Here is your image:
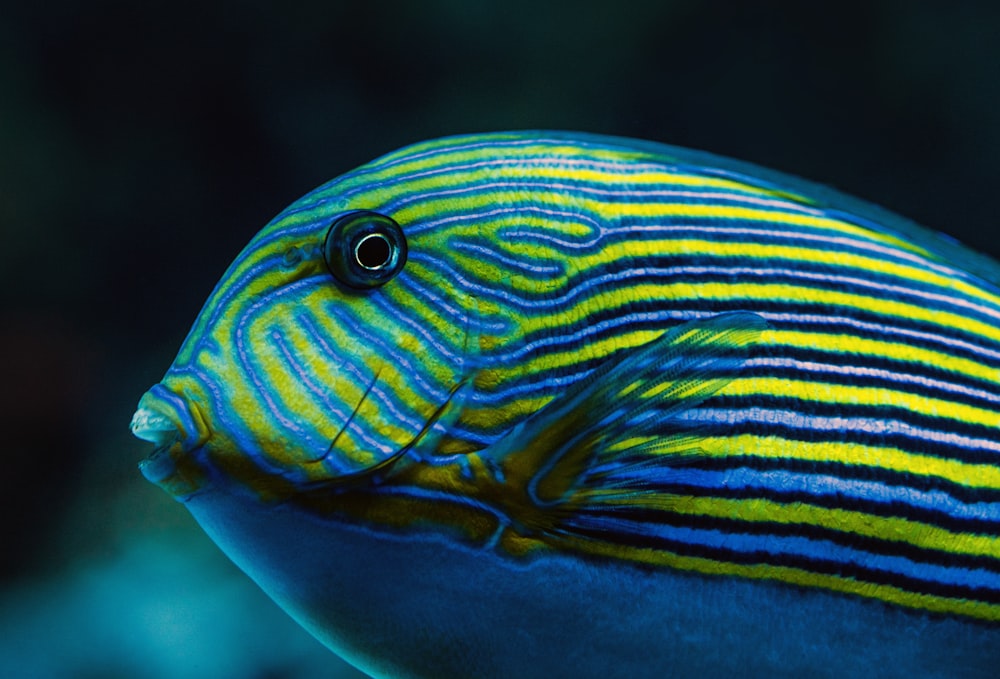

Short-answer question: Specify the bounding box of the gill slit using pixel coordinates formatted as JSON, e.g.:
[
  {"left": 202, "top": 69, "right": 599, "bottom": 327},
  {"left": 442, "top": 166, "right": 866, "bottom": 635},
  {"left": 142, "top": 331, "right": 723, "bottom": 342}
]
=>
[
  {"left": 304, "top": 295, "right": 482, "bottom": 481},
  {"left": 313, "top": 366, "right": 382, "bottom": 464},
  {"left": 301, "top": 375, "right": 470, "bottom": 488}
]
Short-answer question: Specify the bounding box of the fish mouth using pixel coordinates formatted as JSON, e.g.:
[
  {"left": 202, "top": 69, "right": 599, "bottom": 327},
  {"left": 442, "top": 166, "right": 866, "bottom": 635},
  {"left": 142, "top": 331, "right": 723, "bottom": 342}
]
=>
[
  {"left": 130, "top": 407, "right": 180, "bottom": 447},
  {"left": 130, "top": 383, "right": 211, "bottom": 496}
]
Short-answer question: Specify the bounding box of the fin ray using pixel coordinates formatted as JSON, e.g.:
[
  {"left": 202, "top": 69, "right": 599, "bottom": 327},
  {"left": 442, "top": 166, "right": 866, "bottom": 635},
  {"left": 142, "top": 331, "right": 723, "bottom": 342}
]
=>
[{"left": 481, "top": 311, "right": 767, "bottom": 536}]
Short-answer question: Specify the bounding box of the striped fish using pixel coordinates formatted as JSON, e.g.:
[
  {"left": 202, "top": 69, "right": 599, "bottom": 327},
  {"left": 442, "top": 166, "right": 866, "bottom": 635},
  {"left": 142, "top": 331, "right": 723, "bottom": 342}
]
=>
[{"left": 131, "top": 132, "right": 1000, "bottom": 678}]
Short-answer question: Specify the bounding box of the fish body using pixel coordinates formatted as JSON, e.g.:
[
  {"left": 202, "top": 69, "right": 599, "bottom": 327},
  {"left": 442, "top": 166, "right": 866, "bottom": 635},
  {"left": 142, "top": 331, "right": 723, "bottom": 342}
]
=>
[{"left": 132, "top": 132, "right": 1000, "bottom": 678}]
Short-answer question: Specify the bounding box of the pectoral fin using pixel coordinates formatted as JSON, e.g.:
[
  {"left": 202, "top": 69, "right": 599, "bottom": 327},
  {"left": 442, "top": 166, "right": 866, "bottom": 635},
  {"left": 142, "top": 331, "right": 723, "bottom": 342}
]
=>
[{"left": 482, "top": 311, "right": 767, "bottom": 535}]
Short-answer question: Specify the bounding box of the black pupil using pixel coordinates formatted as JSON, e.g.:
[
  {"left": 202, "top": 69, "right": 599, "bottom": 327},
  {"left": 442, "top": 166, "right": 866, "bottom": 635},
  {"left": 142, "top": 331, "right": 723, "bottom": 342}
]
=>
[{"left": 355, "top": 233, "right": 392, "bottom": 270}]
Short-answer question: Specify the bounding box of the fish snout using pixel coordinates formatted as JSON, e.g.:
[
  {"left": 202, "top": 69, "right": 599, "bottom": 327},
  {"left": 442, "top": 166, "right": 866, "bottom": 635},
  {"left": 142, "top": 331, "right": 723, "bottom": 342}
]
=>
[
  {"left": 130, "top": 407, "right": 179, "bottom": 447},
  {"left": 130, "top": 384, "right": 211, "bottom": 496}
]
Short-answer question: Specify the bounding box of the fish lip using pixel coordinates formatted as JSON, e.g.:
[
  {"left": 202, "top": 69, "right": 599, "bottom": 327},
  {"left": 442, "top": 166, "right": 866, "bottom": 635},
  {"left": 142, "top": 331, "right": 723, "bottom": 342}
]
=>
[
  {"left": 131, "top": 383, "right": 211, "bottom": 451},
  {"left": 130, "top": 406, "right": 183, "bottom": 482},
  {"left": 131, "top": 406, "right": 183, "bottom": 488},
  {"left": 131, "top": 383, "right": 212, "bottom": 494},
  {"left": 130, "top": 407, "right": 181, "bottom": 447},
  {"left": 138, "top": 439, "right": 184, "bottom": 487}
]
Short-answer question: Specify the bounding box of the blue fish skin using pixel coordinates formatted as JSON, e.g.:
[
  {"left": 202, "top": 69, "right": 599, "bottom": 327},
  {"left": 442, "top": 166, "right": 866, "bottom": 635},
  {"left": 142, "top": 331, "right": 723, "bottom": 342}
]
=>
[
  {"left": 131, "top": 132, "right": 1000, "bottom": 678},
  {"left": 184, "top": 478, "right": 996, "bottom": 679}
]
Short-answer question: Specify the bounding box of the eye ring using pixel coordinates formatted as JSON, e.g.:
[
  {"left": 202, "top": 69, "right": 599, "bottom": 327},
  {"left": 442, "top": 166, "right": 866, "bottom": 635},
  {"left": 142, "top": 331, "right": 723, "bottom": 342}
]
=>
[
  {"left": 354, "top": 233, "right": 393, "bottom": 270},
  {"left": 324, "top": 211, "right": 407, "bottom": 289}
]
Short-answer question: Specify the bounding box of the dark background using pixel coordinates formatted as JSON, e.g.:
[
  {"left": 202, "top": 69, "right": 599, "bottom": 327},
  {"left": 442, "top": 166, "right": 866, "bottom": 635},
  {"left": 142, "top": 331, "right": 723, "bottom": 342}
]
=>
[{"left": 2, "top": 2, "right": 999, "bottom": 677}]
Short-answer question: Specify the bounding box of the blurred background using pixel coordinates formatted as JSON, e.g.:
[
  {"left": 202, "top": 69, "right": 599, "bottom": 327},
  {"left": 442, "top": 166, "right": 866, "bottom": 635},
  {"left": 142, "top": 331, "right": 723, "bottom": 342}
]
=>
[{"left": 2, "top": 1, "right": 999, "bottom": 677}]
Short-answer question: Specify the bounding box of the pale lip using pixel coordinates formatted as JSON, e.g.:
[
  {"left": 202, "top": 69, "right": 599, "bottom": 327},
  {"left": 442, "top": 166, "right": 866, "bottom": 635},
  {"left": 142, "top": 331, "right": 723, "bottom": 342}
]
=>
[
  {"left": 130, "top": 407, "right": 180, "bottom": 447},
  {"left": 130, "top": 399, "right": 183, "bottom": 488},
  {"left": 130, "top": 384, "right": 211, "bottom": 492}
]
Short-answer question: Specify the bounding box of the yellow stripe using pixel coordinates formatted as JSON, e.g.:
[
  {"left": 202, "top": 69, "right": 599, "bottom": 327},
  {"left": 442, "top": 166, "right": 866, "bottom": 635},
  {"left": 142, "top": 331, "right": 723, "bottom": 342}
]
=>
[
  {"left": 585, "top": 202, "right": 927, "bottom": 254},
  {"left": 773, "top": 330, "right": 1000, "bottom": 384},
  {"left": 724, "top": 376, "right": 1000, "bottom": 430},
  {"left": 699, "top": 434, "right": 1000, "bottom": 490},
  {"left": 680, "top": 282, "right": 1000, "bottom": 344},
  {"left": 651, "top": 495, "right": 1000, "bottom": 560},
  {"left": 578, "top": 237, "right": 1000, "bottom": 307}
]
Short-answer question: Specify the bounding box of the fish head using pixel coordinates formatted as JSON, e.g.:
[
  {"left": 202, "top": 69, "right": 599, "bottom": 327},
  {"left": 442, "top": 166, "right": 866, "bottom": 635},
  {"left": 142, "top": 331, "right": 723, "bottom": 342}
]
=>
[{"left": 130, "top": 134, "right": 583, "bottom": 501}]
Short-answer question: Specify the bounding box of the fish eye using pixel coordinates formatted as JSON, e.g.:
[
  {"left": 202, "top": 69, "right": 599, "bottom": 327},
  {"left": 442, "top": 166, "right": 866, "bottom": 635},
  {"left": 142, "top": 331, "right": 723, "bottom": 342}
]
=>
[
  {"left": 354, "top": 233, "right": 392, "bottom": 270},
  {"left": 324, "top": 211, "right": 407, "bottom": 289}
]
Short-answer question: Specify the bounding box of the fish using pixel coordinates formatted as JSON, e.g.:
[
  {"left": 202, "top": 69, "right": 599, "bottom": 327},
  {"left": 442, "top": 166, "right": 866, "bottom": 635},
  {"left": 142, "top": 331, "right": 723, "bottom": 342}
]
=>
[{"left": 131, "top": 131, "right": 1000, "bottom": 678}]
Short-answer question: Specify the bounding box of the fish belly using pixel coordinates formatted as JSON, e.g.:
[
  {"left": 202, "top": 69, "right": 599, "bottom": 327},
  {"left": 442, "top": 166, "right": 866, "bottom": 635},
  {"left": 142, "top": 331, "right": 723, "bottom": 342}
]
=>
[{"left": 184, "top": 488, "right": 998, "bottom": 679}]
